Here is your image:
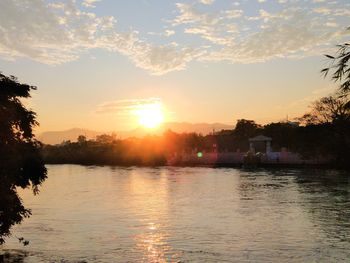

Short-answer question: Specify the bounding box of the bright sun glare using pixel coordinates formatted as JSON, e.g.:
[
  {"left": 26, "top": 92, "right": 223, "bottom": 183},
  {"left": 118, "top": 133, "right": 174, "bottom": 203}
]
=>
[{"left": 135, "top": 103, "right": 164, "bottom": 129}]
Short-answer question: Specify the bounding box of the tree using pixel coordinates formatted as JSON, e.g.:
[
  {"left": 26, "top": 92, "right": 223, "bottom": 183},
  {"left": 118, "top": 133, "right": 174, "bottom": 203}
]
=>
[
  {"left": 322, "top": 41, "right": 350, "bottom": 95},
  {"left": 322, "top": 35, "right": 350, "bottom": 115},
  {"left": 299, "top": 93, "right": 350, "bottom": 125},
  {"left": 263, "top": 122, "right": 298, "bottom": 150},
  {"left": 96, "top": 133, "right": 117, "bottom": 144},
  {"left": 77, "top": 135, "right": 87, "bottom": 144},
  {"left": 0, "top": 73, "right": 47, "bottom": 244},
  {"left": 297, "top": 92, "right": 350, "bottom": 167},
  {"left": 234, "top": 119, "right": 261, "bottom": 140}
]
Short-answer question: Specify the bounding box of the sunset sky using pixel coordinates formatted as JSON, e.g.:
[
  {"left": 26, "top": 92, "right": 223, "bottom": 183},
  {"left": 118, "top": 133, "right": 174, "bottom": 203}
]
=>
[{"left": 0, "top": 0, "right": 349, "bottom": 133}]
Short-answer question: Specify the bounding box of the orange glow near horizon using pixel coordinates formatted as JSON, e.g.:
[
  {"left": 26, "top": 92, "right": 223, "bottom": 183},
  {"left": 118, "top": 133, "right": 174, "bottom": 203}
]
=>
[{"left": 135, "top": 102, "right": 164, "bottom": 129}]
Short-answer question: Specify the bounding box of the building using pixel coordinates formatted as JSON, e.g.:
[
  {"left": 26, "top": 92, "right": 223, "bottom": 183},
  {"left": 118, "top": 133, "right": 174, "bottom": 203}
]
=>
[{"left": 249, "top": 135, "right": 272, "bottom": 153}]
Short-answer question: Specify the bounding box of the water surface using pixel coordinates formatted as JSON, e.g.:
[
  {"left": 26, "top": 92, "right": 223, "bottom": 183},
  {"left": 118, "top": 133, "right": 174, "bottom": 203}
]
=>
[{"left": 3, "top": 165, "right": 350, "bottom": 262}]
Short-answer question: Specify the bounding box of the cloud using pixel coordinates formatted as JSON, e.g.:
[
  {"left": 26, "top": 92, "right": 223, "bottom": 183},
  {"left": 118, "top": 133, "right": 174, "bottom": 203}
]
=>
[
  {"left": 326, "top": 21, "right": 338, "bottom": 27},
  {"left": 82, "top": 0, "right": 101, "bottom": 8},
  {"left": 96, "top": 98, "right": 163, "bottom": 114},
  {"left": 0, "top": 0, "right": 120, "bottom": 64},
  {"left": 199, "top": 0, "right": 215, "bottom": 5},
  {"left": 0, "top": 0, "right": 200, "bottom": 75},
  {"left": 173, "top": 3, "right": 242, "bottom": 45},
  {"left": 164, "top": 30, "right": 175, "bottom": 36},
  {"left": 116, "top": 40, "right": 204, "bottom": 75},
  {"left": 206, "top": 8, "right": 346, "bottom": 63},
  {"left": 0, "top": 0, "right": 349, "bottom": 75},
  {"left": 313, "top": 7, "right": 331, "bottom": 14},
  {"left": 280, "top": 86, "right": 334, "bottom": 113},
  {"left": 173, "top": 3, "right": 220, "bottom": 26},
  {"left": 225, "top": 9, "right": 243, "bottom": 19},
  {"left": 171, "top": 2, "right": 348, "bottom": 64}
]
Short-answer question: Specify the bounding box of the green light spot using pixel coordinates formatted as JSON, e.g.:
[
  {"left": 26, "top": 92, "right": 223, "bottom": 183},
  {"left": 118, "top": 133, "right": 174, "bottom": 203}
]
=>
[{"left": 197, "top": 152, "right": 203, "bottom": 158}]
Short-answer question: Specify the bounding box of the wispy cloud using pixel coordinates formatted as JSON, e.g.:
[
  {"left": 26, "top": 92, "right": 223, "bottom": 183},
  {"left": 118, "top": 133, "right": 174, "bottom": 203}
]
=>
[
  {"left": 170, "top": 2, "right": 349, "bottom": 64},
  {"left": 199, "top": 0, "right": 215, "bottom": 5},
  {"left": 96, "top": 98, "right": 163, "bottom": 114},
  {"left": 205, "top": 7, "right": 346, "bottom": 63},
  {"left": 0, "top": 0, "right": 200, "bottom": 75},
  {"left": 0, "top": 0, "right": 348, "bottom": 75},
  {"left": 173, "top": 3, "right": 241, "bottom": 46},
  {"left": 274, "top": 86, "right": 335, "bottom": 117},
  {"left": 82, "top": 0, "right": 101, "bottom": 8}
]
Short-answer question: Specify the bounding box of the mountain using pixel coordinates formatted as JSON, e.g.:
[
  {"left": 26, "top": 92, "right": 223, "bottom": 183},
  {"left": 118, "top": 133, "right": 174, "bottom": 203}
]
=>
[
  {"left": 38, "top": 122, "right": 233, "bottom": 145},
  {"left": 38, "top": 128, "right": 104, "bottom": 145},
  {"left": 161, "top": 122, "right": 232, "bottom": 134}
]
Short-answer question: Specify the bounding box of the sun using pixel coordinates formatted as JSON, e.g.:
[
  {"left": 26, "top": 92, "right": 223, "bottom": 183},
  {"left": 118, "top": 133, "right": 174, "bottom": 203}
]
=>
[{"left": 135, "top": 102, "right": 164, "bottom": 129}]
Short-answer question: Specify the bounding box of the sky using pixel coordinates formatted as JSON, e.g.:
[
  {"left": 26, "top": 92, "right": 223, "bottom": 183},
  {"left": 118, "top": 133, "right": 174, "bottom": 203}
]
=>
[{"left": 0, "top": 0, "right": 349, "bottom": 133}]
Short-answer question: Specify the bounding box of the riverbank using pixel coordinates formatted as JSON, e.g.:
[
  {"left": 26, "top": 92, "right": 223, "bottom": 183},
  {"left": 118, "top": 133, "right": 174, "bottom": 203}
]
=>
[
  {"left": 44, "top": 150, "right": 346, "bottom": 169},
  {"left": 43, "top": 161, "right": 347, "bottom": 170}
]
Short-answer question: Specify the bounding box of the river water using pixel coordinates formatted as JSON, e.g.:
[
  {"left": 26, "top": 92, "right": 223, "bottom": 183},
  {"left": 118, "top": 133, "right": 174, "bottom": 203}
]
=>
[{"left": 2, "top": 165, "right": 350, "bottom": 262}]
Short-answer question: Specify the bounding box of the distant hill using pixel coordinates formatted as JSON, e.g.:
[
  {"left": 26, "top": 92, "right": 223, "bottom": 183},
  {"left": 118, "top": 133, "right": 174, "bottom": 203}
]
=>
[
  {"left": 116, "top": 122, "right": 233, "bottom": 139},
  {"left": 38, "top": 122, "right": 233, "bottom": 145},
  {"left": 38, "top": 128, "right": 104, "bottom": 145},
  {"left": 161, "top": 122, "right": 232, "bottom": 135}
]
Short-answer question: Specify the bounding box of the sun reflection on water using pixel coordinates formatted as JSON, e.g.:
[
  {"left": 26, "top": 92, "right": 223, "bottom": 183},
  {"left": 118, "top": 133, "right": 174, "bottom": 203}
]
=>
[
  {"left": 126, "top": 170, "right": 181, "bottom": 262},
  {"left": 135, "top": 229, "right": 169, "bottom": 262}
]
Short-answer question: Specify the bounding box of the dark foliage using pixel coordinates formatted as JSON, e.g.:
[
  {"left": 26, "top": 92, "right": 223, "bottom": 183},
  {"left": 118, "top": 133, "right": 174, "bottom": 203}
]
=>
[
  {"left": 322, "top": 42, "right": 350, "bottom": 95},
  {"left": 0, "top": 73, "right": 47, "bottom": 244},
  {"left": 43, "top": 111, "right": 350, "bottom": 168},
  {"left": 299, "top": 93, "right": 349, "bottom": 125},
  {"left": 43, "top": 134, "right": 167, "bottom": 166},
  {"left": 263, "top": 122, "right": 298, "bottom": 151},
  {"left": 322, "top": 33, "right": 350, "bottom": 115}
]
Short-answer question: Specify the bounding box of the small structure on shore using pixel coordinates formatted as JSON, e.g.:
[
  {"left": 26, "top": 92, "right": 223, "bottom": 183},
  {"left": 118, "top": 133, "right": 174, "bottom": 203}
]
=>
[{"left": 249, "top": 135, "right": 272, "bottom": 153}]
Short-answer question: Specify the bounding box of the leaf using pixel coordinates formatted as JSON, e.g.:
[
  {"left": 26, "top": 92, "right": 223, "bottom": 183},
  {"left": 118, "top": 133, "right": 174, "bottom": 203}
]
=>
[{"left": 321, "top": 68, "right": 329, "bottom": 77}]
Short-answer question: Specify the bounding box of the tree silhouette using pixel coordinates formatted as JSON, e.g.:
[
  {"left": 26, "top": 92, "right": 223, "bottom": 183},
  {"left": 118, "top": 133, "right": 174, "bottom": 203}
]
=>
[
  {"left": 0, "top": 73, "right": 47, "bottom": 244},
  {"left": 299, "top": 93, "right": 350, "bottom": 125},
  {"left": 234, "top": 119, "right": 261, "bottom": 140},
  {"left": 322, "top": 39, "right": 350, "bottom": 97}
]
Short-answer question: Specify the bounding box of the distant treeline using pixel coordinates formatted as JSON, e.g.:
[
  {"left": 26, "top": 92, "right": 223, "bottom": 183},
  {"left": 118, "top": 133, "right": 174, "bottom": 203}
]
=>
[{"left": 42, "top": 94, "right": 349, "bottom": 168}]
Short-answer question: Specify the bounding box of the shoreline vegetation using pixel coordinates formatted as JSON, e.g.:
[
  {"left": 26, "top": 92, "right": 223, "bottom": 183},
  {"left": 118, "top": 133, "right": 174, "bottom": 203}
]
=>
[
  {"left": 42, "top": 116, "right": 350, "bottom": 169},
  {"left": 42, "top": 162, "right": 344, "bottom": 170}
]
